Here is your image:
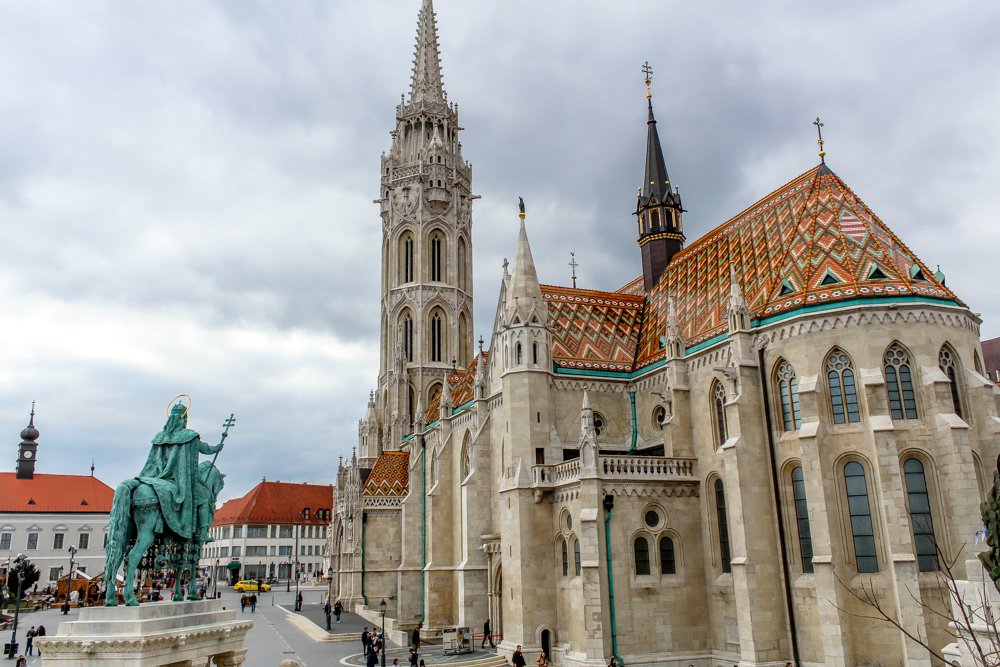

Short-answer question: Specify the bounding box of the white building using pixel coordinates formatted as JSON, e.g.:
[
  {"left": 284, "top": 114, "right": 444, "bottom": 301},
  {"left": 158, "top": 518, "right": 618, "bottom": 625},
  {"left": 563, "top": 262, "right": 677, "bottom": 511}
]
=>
[{"left": 0, "top": 410, "right": 114, "bottom": 587}]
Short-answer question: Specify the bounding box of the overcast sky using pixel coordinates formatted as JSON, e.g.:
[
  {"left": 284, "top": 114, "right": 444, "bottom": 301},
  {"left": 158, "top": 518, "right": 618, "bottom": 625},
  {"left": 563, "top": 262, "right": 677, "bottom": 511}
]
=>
[{"left": 0, "top": 0, "right": 996, "bottom": 503}]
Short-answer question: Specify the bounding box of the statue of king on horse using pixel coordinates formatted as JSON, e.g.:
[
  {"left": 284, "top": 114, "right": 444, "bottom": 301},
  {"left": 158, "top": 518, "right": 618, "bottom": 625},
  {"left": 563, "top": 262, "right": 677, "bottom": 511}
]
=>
[{"left": 104, "top": 398, "right": 233, "bottom": 606}]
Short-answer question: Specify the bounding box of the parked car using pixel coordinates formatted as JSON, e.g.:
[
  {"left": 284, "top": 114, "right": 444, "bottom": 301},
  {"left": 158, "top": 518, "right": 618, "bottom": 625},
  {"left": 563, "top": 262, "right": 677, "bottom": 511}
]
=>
[{"left": 233, "top": 580, "right": 271, "bottom": 592}]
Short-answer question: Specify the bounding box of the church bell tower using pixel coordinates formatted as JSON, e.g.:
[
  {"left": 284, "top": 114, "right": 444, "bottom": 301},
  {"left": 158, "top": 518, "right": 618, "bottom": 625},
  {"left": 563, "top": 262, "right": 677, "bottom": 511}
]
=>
[
  {"left": 375, "top": 0, "right": 476, "bottom": 450},
  {"left": 635, "top": 63, "right": 684, "bottom": 292},
  {"left": 16, "top": 403, "right": 39, "bottom": 480}
]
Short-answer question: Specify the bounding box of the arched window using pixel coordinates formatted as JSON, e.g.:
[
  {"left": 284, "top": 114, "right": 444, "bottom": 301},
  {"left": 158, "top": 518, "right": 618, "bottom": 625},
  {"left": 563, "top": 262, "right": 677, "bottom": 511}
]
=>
[
  {"left": 561, "top": 540, "right": 568, "bottom": 577},
  {"left": 884, "top": 345, "right": 918, "bottom": 420},
  {"left": 975, "top": 350, "right": 984, "bottom": 376},
  {"left": 903, "top": 458, "right": 937, "bottom": 572},
  {"left": 844, "top": 462, "right": 878, "bottom": 573},
  {"left": 430, "top": 233, "right": 444, "bottom": 282},
  {"left": 428, "top": 382, "right": 442, "bottom": 405},
  {"left": 408, "top": 387, "right": 415, "bottom": 428},
  {"left": 593, "top": 413, "right": 605, "bottom": 437},
  {"left": 713, "top": 382, "right": 728, "bottom": 446},
  {"left": 938, "top": 346, "right": 963, "bottom": 419},
  {"left": 827, "top": 350, "right": 860, "bottom": 423},
  {"left": 430, "top": 312, "right": 443, "bottom": 362},
  {"left": 461, "top": 436, "right": 471, "bottom": 478},
  {"left": 790, "top": 467, "right": 814, "bottom": 573},
  {"left": 715, "top": 479, "right": 731, "bottom": 573},
  {"left": 516, "top": 343, "right": 522, "bottom": 365},
  {"left": 650, "top": 209, "right": 660, "bottom": 230},
  {"left": 401, "top": 311, "right": 414, "bottom": 363},
  {"left": 458, "top": 313, "right": 469, "bottom": 367},
  {"left": 776, "top": 361, "right": 802, "bottom": 431},
  {"left": 458, "top": 238, "right": 467, "bottom": 292},
  {"left": 400, "top": 234, "right": 414, "bottom": 284},
  {"left": 532, "top": 342, "right": 538, "bottom": 365},
  {"left": 634, "top": 537, "right": 650, "bottom": 575},
  {"left": 573, "top": 539, "right": 581, "bottom": 576},
  {"left": 659, "top": 536, "right": 675, "bottom": 574}
]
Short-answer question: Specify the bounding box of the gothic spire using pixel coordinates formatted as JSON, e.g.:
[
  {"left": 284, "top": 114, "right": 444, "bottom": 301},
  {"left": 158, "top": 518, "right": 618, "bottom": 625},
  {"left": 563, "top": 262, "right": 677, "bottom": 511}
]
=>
[
  {"left": 642, "top": 100, "right": 673, "bottom": 207},
  {"left": 505, "top": 202, "right": 546, "bottom": 324},
  {"left": 409, "top": 0, "right": 445, "bottom": 105}
]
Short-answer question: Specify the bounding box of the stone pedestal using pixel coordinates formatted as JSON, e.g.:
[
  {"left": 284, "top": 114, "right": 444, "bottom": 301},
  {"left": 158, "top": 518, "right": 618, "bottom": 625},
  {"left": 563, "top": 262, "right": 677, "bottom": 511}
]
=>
[{"left": 33, "top": 599, "right": 252, "bottom": 667}]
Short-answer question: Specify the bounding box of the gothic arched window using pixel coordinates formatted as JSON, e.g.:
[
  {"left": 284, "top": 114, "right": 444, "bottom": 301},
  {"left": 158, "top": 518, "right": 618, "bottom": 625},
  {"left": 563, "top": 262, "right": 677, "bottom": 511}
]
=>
[
  {"left": 430, "top": 311, "right": 444, "bottom": 362},
  {"left": 532, "top": 342, "right": 538, "bottom": 365},
  {"left": 428, "top": 382, "right": 442, "bottom": 406},
  {"left": 400, "top": 311, "right": 414, "bottom": 363},
  {"left": 650, "top": 209, "right": 660, "bottom": 230},
  {"left": 408, "top": 386, "right": 415, "bottom": 428},
  {"left": 903, "top": 458, "right": 938, "bottom": 572},
  {"left": 458, "top": 238, "right": 468, "bottom": 292},
  {"left": 458, "top": 313, "right": 469, "bottom": 368},
  {"left": 659, "top": 536, "right": 675, "bottom": 574},
  {"left": 776, "top": 360, "right": 801, "bottom": 432},
  {"left": 844, "top": 461, "right": 878, "bottom": 573},
  {"left": 827, "top": 350, "right": 860, "bottom": 423},
  {"left": 634, "top": 537, "right": 650, "bottom": 575},
  {"left": 574, "top": 539, "right": 581, "bottom": 576},
  {"left": 938, "top": 345, "right": 963, "bottom": 418},
  {"left": 430, "top": 233, "right": 444, "bottom": 282},
  {"left": 790, "top": 467, "right": 814, "bottom": 573},
  {"left": 461, "top": 436, "right": 471, "bottom": 479},
  {"left": 561, "top": 540, "right": 568, "bottom": 577},
  {"left": 516, "top": 343, "right": 522, "bottom": 365},
  {"left": 884, "top": 345, "right": 918, "bottom": 420},
  {"left": 713, "top": 381, "right": 728, "bottom": 446},
  {"left": 715, "top": 479, "right": 731, "bottom": 573},
  {"left": 401, "top": 234, "right": 414, "bottom": 284}
]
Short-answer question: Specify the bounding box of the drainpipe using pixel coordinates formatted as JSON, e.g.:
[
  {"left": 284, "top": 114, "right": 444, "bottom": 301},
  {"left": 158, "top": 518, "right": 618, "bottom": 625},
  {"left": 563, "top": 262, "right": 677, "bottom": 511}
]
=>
[
  {"left": 758, "top": 345, "right": 800, "bottom": 666},
  {"left": 627, "top": 391, "right": 638, "bottom": 453},
  {"left": 361, "top": 511, "right": 369, "bottom": 606},
  {"left": 419, "top": 433, "right": 427, "bottom": 625},
  {"left": 603, "top": 494, "right": 624, "bottom": 666}
]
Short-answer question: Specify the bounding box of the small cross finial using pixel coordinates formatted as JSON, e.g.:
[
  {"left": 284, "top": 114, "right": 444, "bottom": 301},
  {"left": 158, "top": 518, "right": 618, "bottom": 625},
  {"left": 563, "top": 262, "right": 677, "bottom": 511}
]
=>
[
  {"left": 502, "top": 258, "right": 509, "bottom": 273},
  {"left": 452, "top": 357, "right": 457, "bottom": 374},
  {"left": 642, "top": 61, "right": 653, "bottom": 100},
  {"left": 478, "top": 335, "right": 484, "bottom": 354},
  {"left": 569, "top": 252, "right": 579, "bottom": 289},
  {"left": 813, "top": 117, "right": 826, "bottom": 163}
]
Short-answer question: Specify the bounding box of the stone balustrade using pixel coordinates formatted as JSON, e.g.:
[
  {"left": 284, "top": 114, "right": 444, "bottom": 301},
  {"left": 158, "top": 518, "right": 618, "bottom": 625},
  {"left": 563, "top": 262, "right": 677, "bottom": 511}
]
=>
[{"left": 532, "top": 455, "right": 697, "bottom": 489}]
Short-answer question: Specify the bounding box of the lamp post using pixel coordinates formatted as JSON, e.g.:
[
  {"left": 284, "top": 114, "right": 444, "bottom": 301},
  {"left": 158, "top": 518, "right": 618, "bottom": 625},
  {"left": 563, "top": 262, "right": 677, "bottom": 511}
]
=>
[
  {"left": 285, "top": 555, "right": 291, "bottom": 593},
  {"left": 379, "top": 599, "right": 387, "bottom": 667},
  {"left": 327, "top": 567, "right": 334, "bottom": 612},
  {"left": 64, "top": 545, "right": 77, "bottom": 614},
  {"left": 6, "top": 554, "right": 26, "bottom": 659},
  {"left": 214, "top": 559, "right": 219, "bottom": 599},
  {"left": 294, "top": 508, "right": 307, "bottom": 611}
]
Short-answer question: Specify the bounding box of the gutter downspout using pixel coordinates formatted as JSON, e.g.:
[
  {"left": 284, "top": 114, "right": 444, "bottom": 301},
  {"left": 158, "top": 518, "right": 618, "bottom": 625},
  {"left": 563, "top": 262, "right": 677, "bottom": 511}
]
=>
[
  {"left": 420, "top": 433, "right": 427, "bottom": 625},
  {"left": 603, "top": 495, "right": 624, "bottom": 666},
  {"left": 627, "top": 391, "right": 638, "bottom": 453},
  {"left": 361, "top": 511, "right": 368, "bottom": 606},
  {"left": 758, "top": 345, "right": 800, "bottom": 666}
]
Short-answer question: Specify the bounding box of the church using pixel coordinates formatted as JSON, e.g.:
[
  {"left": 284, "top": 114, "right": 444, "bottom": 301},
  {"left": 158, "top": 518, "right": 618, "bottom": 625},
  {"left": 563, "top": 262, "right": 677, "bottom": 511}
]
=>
[{"left": 330, "top": 2, "right": 1000, "bottom": 666}]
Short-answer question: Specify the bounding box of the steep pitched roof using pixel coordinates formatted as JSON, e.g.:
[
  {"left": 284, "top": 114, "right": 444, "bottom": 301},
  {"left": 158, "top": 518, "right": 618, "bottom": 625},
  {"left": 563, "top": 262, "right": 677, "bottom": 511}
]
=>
[
  {"left": 543, "top": 285, "right": 645, "bottom": 372},
  {"left": 212, "top": 481, "right": 333, "bottom": 526},
  {"left": 423, "top": 351, "right": 487, "bottom": 423},
  {"left": 0, "top": 473, "right": 114, "bottom": 513},
  {"left": 362, "top": 451, "right": 410, "bottom": 497}
]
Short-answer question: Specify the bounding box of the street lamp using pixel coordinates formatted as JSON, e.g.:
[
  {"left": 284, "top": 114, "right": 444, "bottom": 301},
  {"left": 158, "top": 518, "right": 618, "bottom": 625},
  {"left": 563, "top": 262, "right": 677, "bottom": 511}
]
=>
[
  {"left": 286, "top": 554, "right": 292, "bottom": 593},
  {"left": 214, "top": 559, "right": 219, "bottom": 599},
  {"left": 5, "top": 554, "right": 26, "bottom": 659},
  {"left": 64, "top": 545, "right": 78, "bottom": 614},
  {"left": 379, "top": 599, "right": 387, "bottom": 667},
  {"left": 327, "top": 567, "right": 334, "bottom": 615},
  {"left": 294, "top": 508, "right": 307, "bottom": 611}
]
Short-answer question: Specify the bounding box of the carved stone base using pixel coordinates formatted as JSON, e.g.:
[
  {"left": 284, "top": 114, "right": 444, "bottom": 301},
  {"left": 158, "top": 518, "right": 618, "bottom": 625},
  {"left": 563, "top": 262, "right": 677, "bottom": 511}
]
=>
[{"left": 34, "top": 599, "right": 252, "bottom": 667}]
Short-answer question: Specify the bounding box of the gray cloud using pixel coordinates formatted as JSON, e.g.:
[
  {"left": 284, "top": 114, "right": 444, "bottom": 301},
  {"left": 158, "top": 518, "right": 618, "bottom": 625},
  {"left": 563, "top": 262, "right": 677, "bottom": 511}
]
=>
[{"left": 0, "top": 0, "right": 995, "bottom": 500}]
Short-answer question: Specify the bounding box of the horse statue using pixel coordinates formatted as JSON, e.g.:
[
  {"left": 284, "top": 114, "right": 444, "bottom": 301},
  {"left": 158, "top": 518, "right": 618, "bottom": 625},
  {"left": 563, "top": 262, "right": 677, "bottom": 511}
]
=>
[{"left": 104, "top": 401, "right": 233, "bottom": 606}]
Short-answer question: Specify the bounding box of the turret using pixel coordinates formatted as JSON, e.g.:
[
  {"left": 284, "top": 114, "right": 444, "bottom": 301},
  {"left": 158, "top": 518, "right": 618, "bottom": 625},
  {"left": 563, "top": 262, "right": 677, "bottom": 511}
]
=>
[{"left": 16, "top": 403, "right": 39, "bottom": 480}]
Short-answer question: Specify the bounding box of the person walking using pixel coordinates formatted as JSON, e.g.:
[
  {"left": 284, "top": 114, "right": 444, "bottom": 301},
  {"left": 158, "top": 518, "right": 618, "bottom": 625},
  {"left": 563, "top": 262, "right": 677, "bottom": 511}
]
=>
[
  {"left": 296, "top": 591, "right": 303, "bottom": 612},
  {"left": 25, "top": 627, "right": 36, "bottom": 656},
  {"left": 482, "top": 618, "right": 494, "bottom": 648},
  {"left": 334, "top": 599, "right": 343, "bottom": 623},
  {"left": 411, "top": 623, "right": 421, "bottom": 651},
  {"left": 249, "top": 593, "right": 257, "bottom": 613},
  {"left": 362, "top": 627, "right": 370, "bottom": 653},
  {"left": 367, "top": 646, "right": 379, "bottom": 667},
  {"left": 240, "top": 594, "right": 247, "bottom": 613},
  {"left": 324, "top": 598, "right": 332, "bottom": 630},
  {"left": 409, "top": 648, "right": 419, "bottom": 667},
  {"left": 512, "top": 645, "right": 526, "bottom": 667}
]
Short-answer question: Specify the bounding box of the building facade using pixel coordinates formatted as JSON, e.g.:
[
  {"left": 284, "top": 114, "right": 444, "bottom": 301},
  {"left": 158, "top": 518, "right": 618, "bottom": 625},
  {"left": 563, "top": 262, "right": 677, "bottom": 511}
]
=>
[
  {"left": 331, "top": 2, "right": 1000, "bottom": 667},
  {"left": 0, "top": 411, "right": 114, "bottom": 586},
  {"left": 200, "top": 480, "right": 333, "bottom": 586}
]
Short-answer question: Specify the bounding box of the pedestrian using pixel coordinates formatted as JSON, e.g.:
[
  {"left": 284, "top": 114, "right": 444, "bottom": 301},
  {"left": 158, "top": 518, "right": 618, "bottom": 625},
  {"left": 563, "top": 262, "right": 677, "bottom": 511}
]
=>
[
  {"left": 35, "top": 624, "right": 45, "bottom": 656},
  {"left": 609, "top": 659, "right": 619, "bottom": 667},
  {"left": 324, "top": 598, "right": 332, "bottom": 630},
  {"left": 482, "top": 618, "right": 494, "bottom": 648},
  {"left": 409, "top": 648, "right": 418, "bottom": 667},
  {"left": 362, "top": 627, "right": 370, "bottom": 653},
  {"left": 25, "top": 627, "right": 36, "bottom": 655},
  {"left": 249, "top": 593, "right": 257, "bottom": 613},
  {"left": 240, "top": 594, "right": 246, "bottom": 613},
  {"left": 393, "top": 660, "right": 399, "bottom": 667},
  {"left": 411, "top": 623, "right": 421, "bottom": 650},
  {"left": 512, "top": 645, "right": 526, "bottom": 667},
  {"left": 367, "top": 647, "right": 379, "bottom": 667},
  {"left": 296, "top": 591, "right": 303, "bottom": 612},
  {"left": 536, "top": 651, "right": 549, "bottom": 667},
  {"left": 335, "top": 599, "right": 343, "bottom": 623}
]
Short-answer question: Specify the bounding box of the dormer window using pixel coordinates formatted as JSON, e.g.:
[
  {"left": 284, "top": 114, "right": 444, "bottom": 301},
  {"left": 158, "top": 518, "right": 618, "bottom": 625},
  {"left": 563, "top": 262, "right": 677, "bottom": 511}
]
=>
[
  {"left": 910, "top": 265, "right": 926, "bottom": 281},
  {"left": 820, "top": 271, "right": 840, "bottom": 286},
  {"left": 868, "top": 266, "right": 887, "bottom": 280},
  {"left": 779, "top": 280, "right": 795, "bottom": 296}
]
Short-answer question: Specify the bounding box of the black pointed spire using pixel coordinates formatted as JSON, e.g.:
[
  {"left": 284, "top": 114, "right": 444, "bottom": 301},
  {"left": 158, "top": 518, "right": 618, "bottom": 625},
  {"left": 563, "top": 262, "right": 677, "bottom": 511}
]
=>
[{"left": 641, "top": 100, "right": 675, "bottom": 207}]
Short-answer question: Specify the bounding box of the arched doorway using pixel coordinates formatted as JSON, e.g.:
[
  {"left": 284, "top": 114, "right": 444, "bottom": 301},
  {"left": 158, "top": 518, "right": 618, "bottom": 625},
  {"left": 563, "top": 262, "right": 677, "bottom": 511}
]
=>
[
  {"left": 541, "top": 629, "right": 550, "bottom": 660},
  {"left": 493, "top": 570, "right": 503, "bottom": 643}
]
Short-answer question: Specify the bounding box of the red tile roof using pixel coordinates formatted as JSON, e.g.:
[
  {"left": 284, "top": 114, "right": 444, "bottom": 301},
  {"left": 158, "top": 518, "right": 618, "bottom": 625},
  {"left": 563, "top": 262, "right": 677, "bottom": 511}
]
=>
[
  {"left": 0, "top": 473, "right": 114, "bottom": 513},
  {"left": 543, "top": 285, "right": 645, "bottom": 373},
  {"left": 423, "top": 352, "right": 487, "bottom": 422},
  {"left": 212, "top": 481, "right": 333, "bottom": 526},
  {"left": 361, "top": 451, "right": 409, "bottom": 497}
]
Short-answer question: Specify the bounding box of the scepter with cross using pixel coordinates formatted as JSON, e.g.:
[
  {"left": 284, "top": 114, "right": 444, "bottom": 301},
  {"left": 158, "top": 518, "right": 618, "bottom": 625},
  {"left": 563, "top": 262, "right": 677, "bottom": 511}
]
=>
[{"left": 212, "top": 414, "right": 236, "bottom": 466}]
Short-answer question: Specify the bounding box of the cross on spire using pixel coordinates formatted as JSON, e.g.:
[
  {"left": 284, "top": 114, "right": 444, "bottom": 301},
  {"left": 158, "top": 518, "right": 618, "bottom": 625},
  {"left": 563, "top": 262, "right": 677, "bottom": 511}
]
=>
[
  {"left": 642, "top": 61, "right": 653, "bottom": 100},
  {"left": 813, "top": 117, "right": 826, "bottom": 163},
  {"left": 478, "top": 335, "right": 484, "bottom": 354},
  {"left": 569, "top": 252, "right": 579, "bottom": 288}
]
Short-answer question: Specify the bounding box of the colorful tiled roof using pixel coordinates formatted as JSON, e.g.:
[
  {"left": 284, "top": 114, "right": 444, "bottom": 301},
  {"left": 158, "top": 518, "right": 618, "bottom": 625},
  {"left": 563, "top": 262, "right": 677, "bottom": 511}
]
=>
[
  {"left": 615, "top": 276, "right": 645, "bottom": 296},
  {"left": 362, "top": 451, "right": 409, "bottom": 497},
  {"left": 212, "top": 481, "right": 333, "bottom": 526},
  {"left": 0, "top": 473, "right": 114, "bottom": 513},
  {"left": 543, "top": 285, "right": 645, "bottom": 372},
  {"left": 423, "top": 352, "right": 487, "bottom": 422}
]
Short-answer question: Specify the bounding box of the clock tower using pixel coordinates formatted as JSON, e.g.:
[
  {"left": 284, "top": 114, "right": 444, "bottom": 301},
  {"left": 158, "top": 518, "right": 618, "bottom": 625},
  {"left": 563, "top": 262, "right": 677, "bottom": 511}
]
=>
[{"left": 16, "top": 404, "right": 39, "bottom": 480}]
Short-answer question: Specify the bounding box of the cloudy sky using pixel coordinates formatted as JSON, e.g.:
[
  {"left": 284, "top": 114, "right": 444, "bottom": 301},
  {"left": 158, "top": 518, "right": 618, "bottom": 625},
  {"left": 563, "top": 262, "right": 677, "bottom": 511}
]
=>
[{"left": 0, "top": 0, "right": 996, "bottom": 503}]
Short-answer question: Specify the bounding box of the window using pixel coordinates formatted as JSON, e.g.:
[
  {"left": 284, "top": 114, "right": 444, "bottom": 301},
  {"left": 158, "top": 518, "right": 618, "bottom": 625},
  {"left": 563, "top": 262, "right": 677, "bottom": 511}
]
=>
[
  {"left": 270, "top": 546, "right": 276, "bottom": 556},
  {"left": 938, "top": 346, "right": 963, "bottom": 418},
  {"left": 593, "top": 413, "right": 605, "bottom": 437},
  {"left": 462, "top": 438, "right": 471, "bottom": 478},
  {"left": 323, "top": 527, "right": 328, "bottom": 539},
  {"left": 309, "top": 526, "right": 314, "bottom": 538},
  {"left": 77, "top": 566, "right": 86, "bottom": 575},
  {"left": 574, "top": 539, "right": 581, "bottom": 576},
  {"left": 634, "top": 537, "right": 651, "bottom": 575},
  {"left": 884, "top": 345, "right": 918, "bottom": 420},
  {"left": 401, "top": 235, "right": 414, "bottom": 283},
  {"left": 247, "top": 526, "right": 267, "bottom": 539},
  {"left": 401, "top": 311, "right": 414, "bottom": 363},
  {"left": 430, "top": 234, "right": 443, "bottom": 282},
  {"left": 715, "top": 480, "right": 731, "bottom": 573},
  {"left": 659, "top": 536, "right": 675, "bottom": 575},
  {"left": 644, "top": 511, "right": 659, "bottom": 528},
  {"left": 270, "top": 526, "right": 277, "bottom": 538},
  {"left": 533, "top": 342, "right": 538, "bottom": 365},
  {"left": 49, "top": 567, "right": 62, "bottom": 582},
  {"left": 301, "top": 546, "right": 306, "bottom": 556},
  {"left": 0, "top": 533, "right": 10, "bottom": 550},
  {"left": 844, "top": 462, "right": 878, "bottom": 573},
  {"left": 233, "top": 526, "right": 243, "bottom": 539},
  {"left": 776, "top": 361, "right": 802, "bottom": 431},
  {"left": 561, "top": 540, "right": 568, "bottom": 576},
  {"left": 653, "top": 406, "right": 666, "bottom": 428},
  {"left": 431, "top": 312, "right": 443, "bottom": 362},
  {"left": 222, "top": 527, "right": 231, "bottom": 539},
  {"left": 650, "top": 208, "right": 660, "bottom": 230},
  {"left": 308, "top": 546, "right": 314, "bottom": 556},
  {"left": 27, "top": 533, "right": 38, "bottom": 550},
  {"left": 53, "top": 533, "right": 64, "bottom": 550},
  {"left": 790, "top": 467, "right": 814, "bottom": 573},
  {"left": 827, "top": 351, "right": 861, "bottom": 423},
  {"left": 516, "top": 343, "right": 522, "bottom": 364},
  {"left": 104, "top": 533, "right": 109, "bottom": 548},
  {"left": 713, "top": 382, "right": 728, "bottom": 445},
  {"left": 279, "top": 546, "right": 292, "bottom": 557},
  {"left": 246, "top": 546, "right": 267, "bottom": 557},
  {"left": 280, "top": 526, "right": 293, "bottom": 539},
  {"left": 903, "top": 458, "right": 937, "bottom": 572},
  {"left": 231, "top": 546, "right": 241, "bottom": 557},
  {"left": 220, "top": 547, "right": 229, "bottom": 557}
]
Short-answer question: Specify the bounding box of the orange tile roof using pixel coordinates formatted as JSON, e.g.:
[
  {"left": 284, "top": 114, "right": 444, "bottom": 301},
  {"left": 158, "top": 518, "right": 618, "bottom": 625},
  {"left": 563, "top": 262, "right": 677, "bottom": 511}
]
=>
[
  {"left": 543, "top": 285, "right": 645, "bottom": 372},
  {"left": 361, "top": 451, "right": 409, "bottom": 497},
  {"left": 212, "top": 481, "right": 333, "bottom": 526},
  {"left": 0, "top": 473, "right": 114, "bottom": 513},
  {"left": 615, "top": 276, "right": 645, "bottom": 296},
  {"left": 423, "top": 352, "right": 487, "bottom": 423}
]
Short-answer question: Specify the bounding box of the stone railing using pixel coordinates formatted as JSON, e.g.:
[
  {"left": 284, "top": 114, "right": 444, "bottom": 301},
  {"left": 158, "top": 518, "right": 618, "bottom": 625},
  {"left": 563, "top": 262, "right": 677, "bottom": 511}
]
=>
[{"left": 599, "top": 455, "right": 696, "bottom": 481}]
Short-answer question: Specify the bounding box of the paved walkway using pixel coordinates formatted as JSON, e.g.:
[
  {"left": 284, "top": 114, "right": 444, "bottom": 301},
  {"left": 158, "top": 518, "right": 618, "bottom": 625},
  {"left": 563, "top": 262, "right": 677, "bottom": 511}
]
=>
[
  {"left": 341, "top": 644, "right": 501, "bottom": 667},
  {"left": 280, "top": 604, "right": 370, "bottom": 635}
]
